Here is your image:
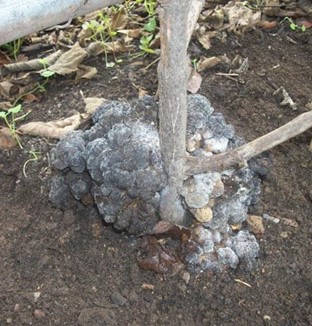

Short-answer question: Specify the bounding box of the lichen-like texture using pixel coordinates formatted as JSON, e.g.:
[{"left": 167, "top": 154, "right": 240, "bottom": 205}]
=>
[{"left": 49, "top": 95, "right": 262, "bottom": 271}]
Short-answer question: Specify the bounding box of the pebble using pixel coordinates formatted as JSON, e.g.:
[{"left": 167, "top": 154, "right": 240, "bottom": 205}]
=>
[
  {"left": 191, "top": 205, "right": 213, "bottom": 223},
  {"left": 111, "top": 291, "right": 128, "bottom": 306},
  {"left": 263, "top": 213, "right": 280, "bottom": 224},
  {"left": 181, "top": 271, "right": 191, "bottom": 284},
  {"left": 247, "top": 215, "right": 265, "bottom": 236},
  {"left": 34, "top": 309, "right": 45, "bottom": 318},
  {"left": 280, "top": 231, "right": 288, "bottom": 238}
]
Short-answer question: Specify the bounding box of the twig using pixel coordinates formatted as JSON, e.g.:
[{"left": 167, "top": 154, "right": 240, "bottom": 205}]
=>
[{"left": 185, "top": 109, "right": 312, "bottom": 175}]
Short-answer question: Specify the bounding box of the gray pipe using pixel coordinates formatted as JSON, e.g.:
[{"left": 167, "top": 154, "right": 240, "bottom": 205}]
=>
[{"left": 0, "top": 0, "right": 123, "bottom": 45}]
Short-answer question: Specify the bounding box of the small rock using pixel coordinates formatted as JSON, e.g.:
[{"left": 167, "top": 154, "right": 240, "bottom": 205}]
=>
[
  {"left": 280, "top": 231, "right": 288, "bottom": 238},
  {"left": 204, "top": 136, "right": 228, "bottom": 153},
  {"left": 181, "top": 271, "right": 191, "bottom": 284},
  {"left": 211, "top": 179, "right": 224, "bottom": 198},
  {"left": 34, "top": 309, "right": 45, "bottom": 318},
  {"left": 191, "top": 205, "right": 213, "bottom": 223},
  {"left": 247, "top": 215, "right": 265, "bottom": 236},
  {"left": 263, "top": 213, "right": 280, "bottom": 224},
  {"left": 111, "top": 291, "right": 127, "bottom": 306}
]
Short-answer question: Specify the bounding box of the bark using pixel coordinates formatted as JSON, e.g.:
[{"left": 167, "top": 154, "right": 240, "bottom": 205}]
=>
[
  {"left": 158, "top": 0, "right": 191, "bottom": 224},
  {"left": 185, "top": 109, "right": 312, "bottom": 175}
]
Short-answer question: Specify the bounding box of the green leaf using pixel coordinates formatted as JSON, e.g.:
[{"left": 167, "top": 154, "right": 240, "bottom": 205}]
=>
[
  {"left": 302, "top": 25, "right": 306, "bottom": 32},
  {"left": 144, "top": 16, "right": 157, "bottom": 32},
  {"left": 0, "top": 111, "right": 8, "bottom": 118},
  {"left": 8, "top": 104, "right": 22, "bottom": 114},
  {"left": 290, "top": 23, "right": 296, "bottom": 30},
  {"left": 40, "top": 70, "right": 55, "bottom": 78}
]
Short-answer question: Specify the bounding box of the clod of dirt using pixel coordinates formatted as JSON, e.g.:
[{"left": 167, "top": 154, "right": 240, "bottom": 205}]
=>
[{"left": 49, "top": 94, "right": 263, "bottom": 272}]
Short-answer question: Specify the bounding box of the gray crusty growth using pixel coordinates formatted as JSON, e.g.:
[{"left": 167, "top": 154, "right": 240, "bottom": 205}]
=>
[{"left": 49, "top": 95, "right": 262, "bottom": 271}]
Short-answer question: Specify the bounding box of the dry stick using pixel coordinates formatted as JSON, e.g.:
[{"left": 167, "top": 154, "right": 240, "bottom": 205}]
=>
[{"left": 185, "top": 110, "right": 312, "bottom": 175}]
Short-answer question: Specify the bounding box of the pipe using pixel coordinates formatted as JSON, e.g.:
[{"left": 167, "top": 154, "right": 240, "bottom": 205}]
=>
[{"left": 0, "top": 0, "right": 123, "bottom": 45}]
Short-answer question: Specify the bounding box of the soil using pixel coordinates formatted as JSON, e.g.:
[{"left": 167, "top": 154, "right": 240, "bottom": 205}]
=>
[{"left": 1, "top": 28, "right": 311, "bottom": 325}]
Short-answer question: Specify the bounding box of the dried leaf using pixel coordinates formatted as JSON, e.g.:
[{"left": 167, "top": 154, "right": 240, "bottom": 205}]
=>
[
  {"left": 196, "top": 30, "right": 217, "bottom": 50},
  {"left": 0, "top": 51, "right": 11, "bottom": 66},
  {"left": 83, "top": 97, "right": 106, "bottom": 115},
  {"left": 198, "top": 56, "right": 226, "bottom": 72},
  {"left": 0, "top": 127, "right": 17, "bottom": 149},
  {"left": 0, "top": 81, "right": 16, "bottom": 99},
  {"left": 118, "top": 29, "right": 141, "bottom": 39},
  {"left": 22, "top": 93, "right": 38, "bottom": 103},
  {"left": 75, "top": 65, "right": 97, "bottom": 83},
  {"left": 200, "top": 8, "right": 225, "bottom": 29},
  {"left": 18, "top": 113, "right": 82, "bottom": 139},
  {"left": 49, "top": 43, "right": 87, "bottom": 75},
  {"left": 137, "top": 236, "right": 184, "bottom": 274},
  {"left": 138, "top": 88, "right": 148, "bottom": 98},
  {"left": 148, "top": 221, "right": 191, "bottom": 241},
  {"left": 187, "top": 69, "right": 202, "bottom": 94},
  {"left": 111, "top": 7, "right": 128, "bottom": 30},
  {"left": 224, "top": 2, "right": 261, "bottom": 34},
  {"left": 3, "top": 50, "right": 62, "bottom": 74},
  {"left": 0, "top": 102, "right": 11, "bottom": 110}
]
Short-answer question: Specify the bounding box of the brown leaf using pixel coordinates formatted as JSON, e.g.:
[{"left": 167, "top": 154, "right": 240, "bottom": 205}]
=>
[
  {"left": 75, "top": 65, "right": 97, "bottom": 83},
  {"left": 137, "top": 236, "right": 184, "bottom": 274},
  {"left": 147, "top": 221, "right": 191, "bottom": 241},
  {"left": 0, "top": 51, "right": 11, "bottom": 66},
  {"left": 187, "top": 69, "right": 202, "bottom": 94},
  {"left": 0, "top": 127, "right": 17, "bottom": 149},
  {"left": 83, "top": 97, "right": 106, "bottom": 115},
  {"left": 111, "top": 7, "right": 128, "bottom": 30},
  {"left": 0, "top": 81, "right": 17, "bottom": 99},
  {"left": 196, "top": 30, "right": 217, "bottom": 50},
  {"left": 0, "top": 102, "right": 11, "bottom": 110},
  {"left": 18, "top": 113, "right": 82, "bottom": 139},
  {"left": 48, "top": 43, "right": 87, "bottom": 75},
  {"left": 198, "top": 56, "right": 226, "bottom": 72},
  {"left": 22, "top": 93, "right": 38, "bottom": 103}
]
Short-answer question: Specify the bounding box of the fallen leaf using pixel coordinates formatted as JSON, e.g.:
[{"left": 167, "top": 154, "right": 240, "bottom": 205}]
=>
[
  {"left": 0, "top": 81, "right": 17, "bottom": 99},
  {"left": 0, "top": 127, "right": 17, "bottom": 149},
  {"left": 187, "top": 69, "right": 202, "bottom": 94},
  {"left": 111, "top": 7, "right": 128, "bottom": 30},
  {"left": 83, "top": 97, "right": 106, "bottom": 115},
  {"left": 22, "top": 93, "right": 38, "bottom": 103},
  {"left": 196, "top": 30, "right": 217, "bottom": 50},
  {"left": 49, "top": 43, "right": 87, "bottom": 75},
  {"left": 18, "top": 113, "right": 82, "bottom": 139},
  {"left": 0, "top": 51, "right": 11, "bottom": 66},
  {"left": 0, "top": 102, "right": 11, "bottom": 110},
  {"left": 137, "top": 236, "right": 184, "bottom": 274},
  {"left": 147, "top": 220, "right": 191, "bottom": 241},
  {"left": 198, "top": 56, "right": 227, "bottom": 72},
  {"left": 75, "top": 64, "right": 97, "bottom": 83},
  {"left": 3, "top": 50, "right": 62, "bottom": 74},
  {"left": 138, "top": 88, "right": 148, "bottom": 98},
  {"left": 224, "top": 2, "right": 261, "bottom": 35}
]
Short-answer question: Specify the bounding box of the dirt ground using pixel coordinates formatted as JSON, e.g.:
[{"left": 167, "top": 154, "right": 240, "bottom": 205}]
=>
[{"left": 1, "top": 27, "right": 312, "bottom": 325}]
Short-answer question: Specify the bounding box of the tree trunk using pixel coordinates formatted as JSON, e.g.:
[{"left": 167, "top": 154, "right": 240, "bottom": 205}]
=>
[{"left": 158, "top": 0, "right": 191, "bottom": 224}]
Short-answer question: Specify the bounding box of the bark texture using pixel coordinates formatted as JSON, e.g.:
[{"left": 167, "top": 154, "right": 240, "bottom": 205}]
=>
[{"left": 158, "top": 0, "right": 191, "bottom": 224}]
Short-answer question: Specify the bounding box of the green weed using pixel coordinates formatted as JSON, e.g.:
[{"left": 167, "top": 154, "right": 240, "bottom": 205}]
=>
[
  {"left": 0, "top": 104, "right": 30, "bottom": 148},
  {"left": 281, "top": 17, "right": 306, "bottom": 32}
]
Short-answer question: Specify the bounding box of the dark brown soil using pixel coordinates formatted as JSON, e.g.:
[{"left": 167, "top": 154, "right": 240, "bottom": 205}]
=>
[{"left": 1, "top": 29, "right": 311, "bottom": 325}]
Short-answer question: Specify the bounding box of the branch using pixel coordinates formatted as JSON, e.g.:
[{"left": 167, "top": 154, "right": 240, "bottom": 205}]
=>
[{"left": 185, "top": 109, "right": 312, "bottom": 175}]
